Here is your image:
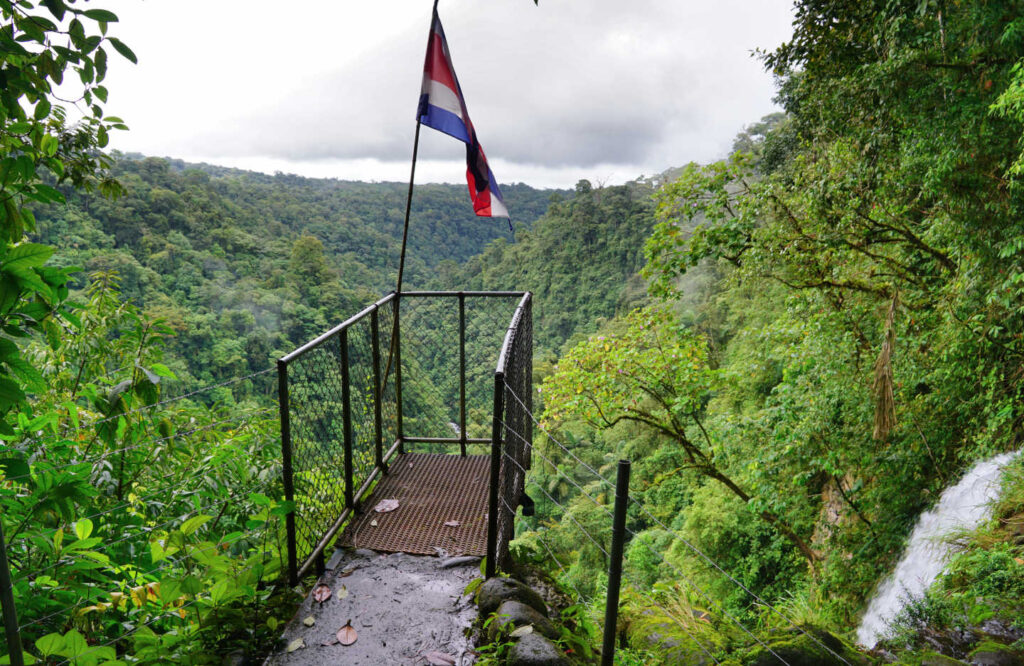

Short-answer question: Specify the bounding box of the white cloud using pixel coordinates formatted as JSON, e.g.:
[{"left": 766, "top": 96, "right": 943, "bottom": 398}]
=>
[{"left": 101, "top": 0, "right": 793, "bottom": 187}]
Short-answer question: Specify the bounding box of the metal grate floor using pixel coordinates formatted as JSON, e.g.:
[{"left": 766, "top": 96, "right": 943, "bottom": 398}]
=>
[{"left": 337, "top": 452, "right": 489, "bottom": 556}]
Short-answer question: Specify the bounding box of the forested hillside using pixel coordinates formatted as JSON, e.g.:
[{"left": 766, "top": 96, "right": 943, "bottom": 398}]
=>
[
  {"left": 29, "top": 155, "right": 562, "bottom": 390},
  {"left": 524, "top": 3, "right": 1024, "bottom": 664},
  {"left": 4, "top": 1, "right": 1024, "bottom": 665},
  {"left": 439, "top": 178, "right": 659, "bottom": 355}
]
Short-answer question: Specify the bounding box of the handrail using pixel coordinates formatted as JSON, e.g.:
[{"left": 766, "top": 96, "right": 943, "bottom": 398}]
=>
[
  {"left": 279, "top": 292, "right": 396, "bottom": 364},
  {"left": 401, "top": 290, "right": 527, "bottom": 298},
  {"left": 495, "top": 292, "right": 532, "bottom": 376}
]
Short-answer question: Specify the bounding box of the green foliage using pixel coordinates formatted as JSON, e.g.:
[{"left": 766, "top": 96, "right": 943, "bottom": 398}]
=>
[
  {"left": 29, "top": 156, "right": 560, "bottom": 390},
  {"left": 0, "top": 274, "right": 293, "bottom": 664},
  {"left": 451, "top": 178, "right": 657, "bottom": 354},
  {"left": 523, "top": 3, "right": 1024, "bottom": 662}
]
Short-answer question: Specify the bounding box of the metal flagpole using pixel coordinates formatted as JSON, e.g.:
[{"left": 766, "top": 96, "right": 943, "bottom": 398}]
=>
[
  {"left": 394, "top": 120, "right": 421, "bottom": 294},
  {"left": 395, "top": 0, "right": 441, "bottom": 293},
  {"left": 381, "top": 0, "right": 441, "bottom": 437}
]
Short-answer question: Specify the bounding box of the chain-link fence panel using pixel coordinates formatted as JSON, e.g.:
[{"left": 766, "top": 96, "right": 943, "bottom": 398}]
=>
[
  {"left": 399, "top": 294, "right": 523, "bottom": 454},
  {"left": 495, "top": 294, "right": 533, "bottom": 570},
  {"left": 279, "top": 295, "right": 398, "bottom": 578}
]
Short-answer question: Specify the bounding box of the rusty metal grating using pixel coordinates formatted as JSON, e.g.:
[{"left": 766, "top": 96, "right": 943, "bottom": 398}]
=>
[{"left": 337, "top": 453, "right": 489, "bottom": 556}]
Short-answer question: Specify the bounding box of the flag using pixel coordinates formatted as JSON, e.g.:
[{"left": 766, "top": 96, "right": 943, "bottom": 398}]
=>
[{"left": 417, "top": 11, "right": 509, "bottom": 219}]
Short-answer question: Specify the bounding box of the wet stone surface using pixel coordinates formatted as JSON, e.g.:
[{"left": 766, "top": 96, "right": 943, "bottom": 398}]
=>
[{"left": 266, "top": 548, "right": 480, "bottom": 665}]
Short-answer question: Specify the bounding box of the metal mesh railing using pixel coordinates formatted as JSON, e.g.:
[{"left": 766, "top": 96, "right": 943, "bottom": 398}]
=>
[
  {"left": 278, "top": 291, "right": 531, "bottom": 583},
  {"left": 399, "top": 293, "right": 525, "bottom": 451},
  {"left": 487, "top": 293, "right": 533, "bottom": 573},
  {"left": 278, "top": 294, "right": 398, "bottom": 582}
]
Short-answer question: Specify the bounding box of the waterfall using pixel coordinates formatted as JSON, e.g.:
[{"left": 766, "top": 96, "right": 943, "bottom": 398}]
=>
[{"left": 855, "top": 451, "right": 1019, "bottom": 647}]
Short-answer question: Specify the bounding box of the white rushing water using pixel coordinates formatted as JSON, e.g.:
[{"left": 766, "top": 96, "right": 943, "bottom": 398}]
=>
[{"left": 856, "top": 451, "right": 1019, "bottom": 647}]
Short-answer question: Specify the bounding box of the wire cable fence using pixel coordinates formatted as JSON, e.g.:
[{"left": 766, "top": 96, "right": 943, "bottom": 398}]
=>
[
  {"left": 500, "top": 382, "right": 858, "bottom": 666},
  {"left": 496, "top": 397, "right": 631, "bottom": 666},
  {"left": 0, "top": 373, "right": 287, "bottom": 666}
]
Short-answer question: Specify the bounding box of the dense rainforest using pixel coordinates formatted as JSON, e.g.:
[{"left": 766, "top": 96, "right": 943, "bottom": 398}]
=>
[
  {"left": 30, "top": 155, "right": 561, "bottom": 392},
  {"left": 3, "top": 0, "right": 1024, "bottom": 665}
]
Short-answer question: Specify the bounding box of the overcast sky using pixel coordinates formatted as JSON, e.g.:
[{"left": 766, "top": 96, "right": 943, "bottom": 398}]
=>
[{"left": 98, "top": 0, "right": 794, "bottom": 189}]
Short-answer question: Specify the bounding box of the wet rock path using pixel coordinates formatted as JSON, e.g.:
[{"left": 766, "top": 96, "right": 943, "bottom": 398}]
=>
[{"left": 266, "top": 548, "right": 480, "bottom": 666}]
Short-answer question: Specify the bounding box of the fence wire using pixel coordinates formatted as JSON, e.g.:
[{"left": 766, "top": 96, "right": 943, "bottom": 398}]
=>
[{"left": 503, "top": 384, "right": 852, "bottom": 666}]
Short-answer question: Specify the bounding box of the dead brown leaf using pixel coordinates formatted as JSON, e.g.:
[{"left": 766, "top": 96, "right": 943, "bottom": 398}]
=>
[
  {"left": 423, "top": 651, "right": 456, "bottom": 665},
  {"left": 312, "top": 584, "right": 332, "bottom": 604},
  {"left": 337, "top": 619, "right": 358, "bottom": 646}
]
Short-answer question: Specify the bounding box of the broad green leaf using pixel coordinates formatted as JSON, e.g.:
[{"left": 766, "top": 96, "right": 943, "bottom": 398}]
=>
[
  {"left": 36, "top": 633, "right": 65, "bottom": 656},
  {"left": 74, "top": 518, "right": 93, "bottom": 540},
  {"left": 8, "top": 357, "right": 47, "bottom": 393},
  {"left": 0, "top": 376, "right": 26, "bottom": 409},
  {"left": 106, "top": 37, "right": 136, "bottom": 64},
  {"left": 3, "top": 243, "right": 53, "bottom": 271},
  {"left": 83, "top": 8, "right": 118, "bottom": 22},
  {"left": 0, "top": 276, "right": 19, "bottom": 315},
  {"left": 0, "top": 457, "right": 29, "bottom": 480},
  {"left": 180, "top": 514, "right": 212, "bottom": 536},
  {"left": 149, "top": 362, "right": 176, "bottom": 379}
]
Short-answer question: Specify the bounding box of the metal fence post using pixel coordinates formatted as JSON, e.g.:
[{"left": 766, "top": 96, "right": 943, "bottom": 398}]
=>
[
  {"left": 485, "top": 372, "right": 505, "bottom": 578},
  {"left": 0, "top": 520, "right": 24, "bottom": 666},
  {"left": 394, "top": 294, "right": 404, "bottom": 453},
  {"left": 340, "top": 329, "right": 354, "bottom": 510},
  {"left": 277, "top": 359, "right": 299, "bottom": 587},
  {"left": 370, "top": 307, "right": 384, "bottom": 472},
  {"left": 458, "top": 292, "right": 467, "bottom": 456},
  {"left": 602, "top": 459, "right": 631, "bottom": 666}
]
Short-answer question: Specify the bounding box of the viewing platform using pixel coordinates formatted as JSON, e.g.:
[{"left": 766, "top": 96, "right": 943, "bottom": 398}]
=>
[{"left": 276, "top": 291, "right": 533, "bottom": 583}]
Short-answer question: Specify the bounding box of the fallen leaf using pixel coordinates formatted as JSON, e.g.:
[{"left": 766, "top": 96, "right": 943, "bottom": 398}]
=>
[
  {"left": 337, "top": 620, "right": 358, "bottom": 646},
  {"left": 337, "top": 585, "right": 349, "bottom": 599},
  {"left": 303, "top": 616, "right": 315, "bottom": 627},
  {"left": 287, "top": 638, "right": 305, "bottom": 652},
  {"left": 423, "top": 651, "right": 457, "bottom": 665},
  {"left": 443, "top": 520, "right": 460, "bottom": 527},
  {"left": 312, "top": 584, "right": 332, "bottom": 604},
  {"left": 374, "top": 499, "right": 399, "bottom": 513},
  {"left": 321, "top": 637, "right": 339, "bottom": 647},
  {"left": 510, "top": 625, "right": 534, "bottom": 638},
  {"left": 370, "top": 519, "right": 378, "bottom": 527}
]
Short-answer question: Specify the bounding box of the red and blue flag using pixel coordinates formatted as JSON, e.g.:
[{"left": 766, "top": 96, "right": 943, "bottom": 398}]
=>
[{"left": 417, "top": 11, "right": 509, "bottom": 218}]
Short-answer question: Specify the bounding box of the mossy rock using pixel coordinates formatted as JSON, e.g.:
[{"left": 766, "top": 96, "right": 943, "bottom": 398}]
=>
[
  {"left": 968, "top": 640, "right": 1024, "bottom": 666},
  {"left": 488, "top": 600, "right": 560, "bottom": 642},
  {"left": 740, "top": 628, "right": 872, "bottom": 666},
  {"left": 909, "top": 652, "right": 969, "bottom": 665},
  {"left": 507, "top": 632, "right": 570, "bottom": 666},
  {"left": 476, "top": 577, "right": 548, "bottom": 617}
]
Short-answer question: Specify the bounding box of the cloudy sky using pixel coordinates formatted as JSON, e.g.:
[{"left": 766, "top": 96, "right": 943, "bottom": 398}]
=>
[{"left": 99, "top": 0, "right": 794, "bottom": 189}]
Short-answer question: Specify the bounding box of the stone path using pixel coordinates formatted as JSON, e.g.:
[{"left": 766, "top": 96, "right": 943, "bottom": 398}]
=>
[{"left": 266, "top": 548, "right": 480, "bottom": 666}]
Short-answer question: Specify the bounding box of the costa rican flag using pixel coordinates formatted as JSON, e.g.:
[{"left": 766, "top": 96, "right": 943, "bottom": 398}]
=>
[{"left": 417, "top": 11, "right": 509, "bottom": 218}]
